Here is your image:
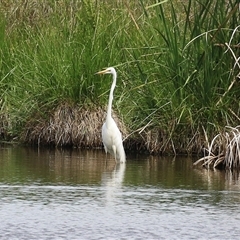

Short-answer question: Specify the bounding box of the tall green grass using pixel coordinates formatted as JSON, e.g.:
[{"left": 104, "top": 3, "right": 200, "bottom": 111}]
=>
[
  {"left": 0, "top": 0, "right": 137, "bottom": 135},
  {"left": 123, "top": 0, "right": 240, "bottom": 153},
  {"left": 0, "top": 0, "right": 239, "bottom": 156}
]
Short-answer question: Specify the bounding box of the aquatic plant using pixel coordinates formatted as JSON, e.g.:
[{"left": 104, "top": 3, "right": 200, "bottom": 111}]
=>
[
  {"left": 0, "top": 0, "right": 239, "bottom": 165},
  {"left": 126, "top": 0, "right": 240, "bottom": 155},
  {"left": 194, "top": 126, "right": 240, "bottom": 169},
  {"left": 22, "top": 102, "right": 128, "bottom": 148}
]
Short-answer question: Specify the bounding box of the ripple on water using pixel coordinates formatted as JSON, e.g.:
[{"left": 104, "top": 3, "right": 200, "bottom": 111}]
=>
[
  {"left": 1, "top": 147, "right": 240, "bottom": 240},
  {"left": 1, "top": 184, "right": 240, "bottom": 239}
]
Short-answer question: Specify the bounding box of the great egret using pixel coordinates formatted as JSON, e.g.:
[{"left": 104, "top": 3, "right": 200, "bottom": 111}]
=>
[{"left": 96, "top": 67, "right": 126, "bottom": 163}]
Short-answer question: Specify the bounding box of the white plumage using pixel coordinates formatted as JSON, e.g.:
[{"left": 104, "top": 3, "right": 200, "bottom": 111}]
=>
[{"left": 96, "top": 67, "right": 126, "bottom": 163}]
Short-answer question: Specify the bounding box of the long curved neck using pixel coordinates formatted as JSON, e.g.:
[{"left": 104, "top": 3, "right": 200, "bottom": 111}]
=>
[{"left": 107, "top": 70, "right": 117, "bottom": 122}]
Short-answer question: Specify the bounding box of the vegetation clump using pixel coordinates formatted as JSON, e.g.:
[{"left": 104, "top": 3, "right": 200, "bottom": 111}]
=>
[
  {"left": 0, "top": 0, "right": 239, "bottom": 167},
  {"left": 194, "top": 126, "right": 240, "bottom": 169},
  {"left": 22, "top": 103, "right": 128, "bottom": 148}
]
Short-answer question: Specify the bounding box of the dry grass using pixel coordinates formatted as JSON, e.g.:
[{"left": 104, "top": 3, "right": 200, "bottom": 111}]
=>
[
  {"left": 132, "top": 124, "right": 205, "bottom": 155},
  {"left": 0, "top": 113, "right": 9, "bottom": 140},
  {"left": 193, "top": 26, "right": 240, "bottom": 169},
  {"left": 0, "top": 99, "right": 11, "bottom": 140},
  {"left": 22, "top": 103, "right": 128, "bottom": 148},
  {"left": 194, "top": 126, "right": 240, "bottom": 169}
]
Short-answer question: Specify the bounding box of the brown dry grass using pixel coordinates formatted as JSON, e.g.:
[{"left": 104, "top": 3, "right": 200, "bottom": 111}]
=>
[
  {"left": 22, "top": 103, "right": 128, "bottom": 148},
  {"left": 0, "top": 99, "right": 11, "bottom": 141},
  {"left": 135, "top": 125, "right": 205, "bottom": 155},
  {"left": 0, "top": 113, "right": 8, "bottom": 140},
  {"left": 194, "top": 126, "right": 240, "bottom": 169}
]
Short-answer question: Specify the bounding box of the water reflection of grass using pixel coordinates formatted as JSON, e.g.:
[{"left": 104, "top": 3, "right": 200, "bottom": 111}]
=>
[
  {"left": 125, "top": 154, "right": 240, "bottom": 191},
  {"left": 1, "top": 147, "right": 240, "bottom": 191},
  {"left": 0, "top": 1, "right": 239, "bottom": 165},
  {"left": 0, "top": 147, "right": 116, "bottom": 184}
]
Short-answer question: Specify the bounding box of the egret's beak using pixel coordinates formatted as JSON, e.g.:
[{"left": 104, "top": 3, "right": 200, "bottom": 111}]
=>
[{"left": 95, "top": 69, "right": 109, "bottom": 75}]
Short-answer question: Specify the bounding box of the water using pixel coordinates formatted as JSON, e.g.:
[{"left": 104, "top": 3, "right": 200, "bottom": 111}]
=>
[{"left": 1, "top": 146, "right": 240, "bottom": 239}]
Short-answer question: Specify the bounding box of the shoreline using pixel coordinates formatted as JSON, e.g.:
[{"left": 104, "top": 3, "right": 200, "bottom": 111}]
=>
[{"left": 1, "top": 103, "right": 239, "bottom": 169}]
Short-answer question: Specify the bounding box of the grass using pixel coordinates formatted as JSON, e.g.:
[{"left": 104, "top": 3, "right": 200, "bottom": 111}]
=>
[
  {"left": 22, "top": 102, "right": 128, "bottom": 148},
  {"left": 194, "top": 126, "right": 240, "bottom": 169},
  {"left": 0, "top": 0, "right": 239, "bottom": 167},
  {"left": 122, "top": 0, "right": 240, "bottom": 156}
]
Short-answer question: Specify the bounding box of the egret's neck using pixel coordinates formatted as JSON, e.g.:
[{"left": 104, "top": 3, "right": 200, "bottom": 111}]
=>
[{"left": 107, "top": 71, "right": 117, "bottom": 122}]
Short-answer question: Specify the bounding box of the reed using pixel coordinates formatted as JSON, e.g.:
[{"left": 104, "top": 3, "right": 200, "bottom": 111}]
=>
[
  {"left": 0, "top": 0, "right": 239, "bottom": 166},
  {"left": 22, "top": 102, "right": 128, "bottom": 147},
  {"left": 194, "top": 126, "right": 240, "bottom": 169},
  {"left": 0, "top": 0, "right": 132, "bottom": 138},
  {"left": 125, "top": 0, "right": 240, "bottom": 156}
]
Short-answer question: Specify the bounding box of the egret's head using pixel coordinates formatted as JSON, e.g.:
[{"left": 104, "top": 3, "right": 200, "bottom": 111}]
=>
[{"left": 95, "top": 67, "right": 116, "bottom": 75}]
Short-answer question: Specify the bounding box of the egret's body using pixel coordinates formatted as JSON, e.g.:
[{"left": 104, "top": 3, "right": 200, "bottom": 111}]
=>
[{"left": 96, "top": 67, "right": 126, "bottom": 163}]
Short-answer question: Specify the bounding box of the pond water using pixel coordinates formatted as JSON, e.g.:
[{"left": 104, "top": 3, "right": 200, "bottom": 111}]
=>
[{"left": 0, "top": 146, "right": 240, "bottom": 239}]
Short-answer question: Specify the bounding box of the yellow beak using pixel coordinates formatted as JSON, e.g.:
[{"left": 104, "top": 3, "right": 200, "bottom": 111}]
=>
[{"left": 95, "top": 69, "right": 108, "bottom": 75}]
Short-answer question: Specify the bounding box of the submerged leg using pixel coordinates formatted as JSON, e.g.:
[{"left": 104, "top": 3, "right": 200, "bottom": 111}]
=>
[
  {"left": 103, "top": 144, "right": 108, "bottom": 165},
  {"left": 112, "top": 145, "right": 117, "bottom": 163}
]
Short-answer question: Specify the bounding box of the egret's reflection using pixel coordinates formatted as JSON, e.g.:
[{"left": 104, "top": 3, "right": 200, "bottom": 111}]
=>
[{"left": 101, "top": 162, "right": 126, "bottom": 205}]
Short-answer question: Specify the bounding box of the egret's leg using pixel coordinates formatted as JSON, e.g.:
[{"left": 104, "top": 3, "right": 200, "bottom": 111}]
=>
[
  {"left": 103, "top": 144, "right": 108, "bottom": 165},
  {"left": 103, "top": 144, "right": 108, "bottom": 154},
  {"left": 112, "top": 145, "right": 117, "bottom": 163}
]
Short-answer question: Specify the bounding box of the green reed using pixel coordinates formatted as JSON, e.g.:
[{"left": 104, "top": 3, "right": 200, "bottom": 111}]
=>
[
  {"left": 125, "top": 0, "right": 240, "bottom": 153},
  {"left": 0, "top": 0, "right": 134, "bottom": 136},
  {"left": 0, "top": 0, "right": 239, "bottom": 156}
]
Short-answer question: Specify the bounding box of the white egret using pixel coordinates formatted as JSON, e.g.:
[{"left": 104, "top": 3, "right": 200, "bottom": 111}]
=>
[{"left": 96, "top": 67, "right": 126, "bottom": 163}]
